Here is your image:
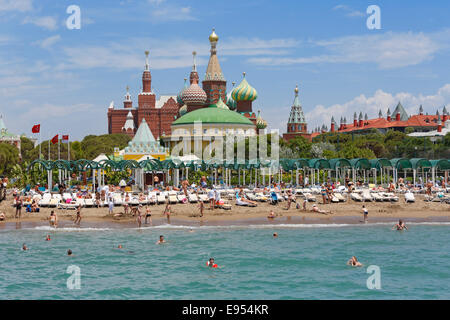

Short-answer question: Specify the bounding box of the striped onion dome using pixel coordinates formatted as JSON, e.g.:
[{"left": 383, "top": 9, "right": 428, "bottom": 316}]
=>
[
  {"left": 177, "top": 78, "right": 188, "bottom": 106},
  {"left": 256, "top": 110, "right": 267, "bottom": 129},
  {"left": 231, "top": 72, "right": 258, "bottom": 102},
  {"left": 226, "top": 82, "right": 237, "bottom": 110},
  {"left": 179, "top": 104, "right": 187, "bottom": 116},
  {"left": 181, "top": 77, "right": 207, "bottom": 106}
]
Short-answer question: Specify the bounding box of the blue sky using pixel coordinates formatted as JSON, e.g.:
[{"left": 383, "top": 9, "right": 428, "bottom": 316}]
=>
[{"left": 1, "top": 0, "right": 450, "bottom": 140}]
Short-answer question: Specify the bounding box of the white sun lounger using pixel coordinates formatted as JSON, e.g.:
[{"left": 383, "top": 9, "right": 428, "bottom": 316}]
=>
[
  {"left": 157, "top": 194, "right": 166, "bottom": 204},
  {"left": 62, "top": 193, "right": 73, "bottom": 202},
  {"left": 188, "top": 193, "right": 198, "bottom": 203},
  {"left": 39, "top": 193, "right": 51, "bottom": 207},
  {"left": 303, "top": 193, "right": 316, "bottom": 202},
  {"left": 351, "top": 193, "right": 363, "bottom": 201},
  {"left": 371, "top": 192, "right": 384, "bottom": 202},
  {"left": 48, "top": 198, "right": 60, "bottom": 207},
  {"left": 334, "top": 193, "right": 346, "bottom": 202},
  {"left": 362, "top": 190, "right": 374, "bottom": 202},
  {"left": 404, "top": 192, "right": 415, "bottom": 203},
  {"left": 168, "top": 195, "right": 178, "bottom": 204},
  {"left": 84, "top": 198, "right": 94, "bottom": 207},
  {"left": 198, "top": 194, "right": 208, "bottom": 202},
  {"left": 177, "top": 194, "right": 187, "bottom": 203}
]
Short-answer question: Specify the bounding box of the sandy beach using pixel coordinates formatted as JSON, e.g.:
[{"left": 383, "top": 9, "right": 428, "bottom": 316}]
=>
[{"left": 1, "top": 195, "right": 449, "bottom": 227}]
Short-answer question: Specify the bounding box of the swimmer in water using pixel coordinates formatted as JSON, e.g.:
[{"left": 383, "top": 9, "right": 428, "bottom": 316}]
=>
[
  {"left": 156, "top": 235, "right": 165, "bottom": 244},
  {"left": 347, "top": 256, "right": 362, "bottom": 267},
  {"left": 273, "top": 232, "right": 278, "bottom": 238},
  {"left": 22, "top": 243, "right": 28, "bottom": 251},
  {"left": 206, "top": 258, "right": 218, "bottom": 268},
  {"left": 118, "top": 244, "right": 123, "bottom": 249},
  {"left": 67, "top": 249, "right": 73, "bottom": 256},
  {"left": 392, "top": 219, "right": 408, "bottom": 231},
  {"left": 45, "top": 234, "right": 51, "bottom": 241}
]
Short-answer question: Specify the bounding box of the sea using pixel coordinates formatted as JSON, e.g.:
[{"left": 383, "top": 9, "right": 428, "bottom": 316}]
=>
[{"left": 0, "top": 221, "right": 449, "bottom": 299}]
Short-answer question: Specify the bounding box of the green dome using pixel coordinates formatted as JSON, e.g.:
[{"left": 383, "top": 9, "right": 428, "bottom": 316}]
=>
[{"left": 172, "top": 106, "right": 254, "bottom": 126}]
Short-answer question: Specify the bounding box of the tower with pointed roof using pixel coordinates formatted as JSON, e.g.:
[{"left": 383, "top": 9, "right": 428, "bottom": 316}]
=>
[
  {"left": 286, "top": 85, "right": 307, "bottom": 134},
  {"left": 202, "top": 28, "right": 227, "bottom": 105}
]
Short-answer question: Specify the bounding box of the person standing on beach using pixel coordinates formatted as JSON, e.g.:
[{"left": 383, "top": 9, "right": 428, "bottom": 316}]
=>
[
  {"left": 208, "top": 188, "right": 215, "bottom": 210},
  {"left": 74, "top": 205, "right": 82, "bottom": 225},
  {"left": 145, "top": 206, "right": 152, "bottom": 225},
  {"left": 164, "top": 203, "right": 171, "bottom": 224},
  {"left": 136, "top": 205, "right": 142, "bottom": 228},
  {"left": 362, "top": 205, "right": 368, "bottom": 223},
  {"left": 198, "top": 200, "right": 204, "bottom": 217},
  {"left": 108, "top": 194, "right": 114, "bottom": 215},
  {"left": 15, "top": 196, "right": 22, "bottom": 219},
  {"left": 321, "top": 185, "right": 327, "bottom": 204},
  {"left": 49, "top": 210, "right": 58, "bottom": 228}
]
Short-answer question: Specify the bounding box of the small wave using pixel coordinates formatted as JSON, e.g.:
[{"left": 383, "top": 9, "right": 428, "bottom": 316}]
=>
[{"left": 32, "top": 226, "right": 113, "bottom": 232}]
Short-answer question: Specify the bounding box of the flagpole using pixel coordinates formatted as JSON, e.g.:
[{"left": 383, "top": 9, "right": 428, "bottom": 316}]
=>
[
  {"left": 48, "top": 133, "right": 50, "bottom": 161},
  {"left": 39, "top": 131, "right": 41, "bottom": 160},
  {"left": 68, "top": 136, "right": 71, "bottom": 187}
]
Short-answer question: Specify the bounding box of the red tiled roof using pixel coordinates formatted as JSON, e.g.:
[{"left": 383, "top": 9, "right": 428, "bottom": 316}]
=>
[{"left": 336, "top": 115, "right": 439, "bottom": 132}]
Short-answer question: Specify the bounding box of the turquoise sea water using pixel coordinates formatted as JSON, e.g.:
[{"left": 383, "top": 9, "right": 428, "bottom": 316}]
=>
[{"left": 0, "top": 222, "right": 449, "bottom": 299}]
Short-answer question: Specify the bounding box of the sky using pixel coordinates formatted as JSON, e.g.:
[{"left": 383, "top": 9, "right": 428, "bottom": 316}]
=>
[{"left": 1, "top": 0, "right": 450, "bottom": 140}]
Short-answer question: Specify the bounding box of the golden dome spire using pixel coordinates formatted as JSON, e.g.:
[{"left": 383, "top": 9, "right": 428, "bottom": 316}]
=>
[
  {"left": 295, "top": 84, "right": 299, "bottom": 94},
  {"left": 209, "top": 28, "right": 219, "bottom": 42}
]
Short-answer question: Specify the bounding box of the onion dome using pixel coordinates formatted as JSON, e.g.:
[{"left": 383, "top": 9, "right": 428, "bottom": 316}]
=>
[
  {"left": 231, "top": 72, "right": 258, "bottom": 102},
  {"left": 177, "top": 78, "right": 188, "bottom": 106},
  {"left": 227, "top": 82, "right": 237, "bottom": 110},
  {"left": 181, "top": 77, "right": 207, "bottom": 106},
  {"left": 209, "top": 28, "right": 219, "bottom": 42},
  {"left": 179, "top": 104, "right": 187, "bottom": 116},
  {"left": 256, "top": 110, "right": 267, "bottom": 129}
]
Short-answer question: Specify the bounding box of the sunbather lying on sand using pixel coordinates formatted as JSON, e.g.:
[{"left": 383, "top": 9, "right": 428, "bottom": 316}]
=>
[{"left": 311, "top": 204, "right": 332, "bottom": 215}]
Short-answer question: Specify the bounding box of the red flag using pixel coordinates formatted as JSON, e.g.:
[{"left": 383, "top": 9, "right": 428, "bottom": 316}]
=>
[
  {"left": 62, "top": 135, "right": 69, "bottom": 143},
  {"left": 32, "top": 124, "right": 40, "bottom": 133},
  {"left": 51, "top": 134, "right": 59, "bottom": 144}
]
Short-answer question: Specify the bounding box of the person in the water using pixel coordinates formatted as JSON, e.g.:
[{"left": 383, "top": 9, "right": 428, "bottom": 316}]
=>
[
  {"left": 273, "top": 232, "right": 278, "bottom": 238},
  {"left": 206, "top": 258, "right": 218, "bottom": 268},
  {"left": 393, "top": 219, "right": 408, "bottom": 231},
  {"left": 156, "top": 235, "right": 165, "bottom": 244},
  {"left": 347, "top": 256, "right": 362, "bottom": 267},
  {"left": 118, "top": 244, "right": 123, "bottom": 249},
  {"left": 45, "top": 234, "right": 51, "bottom": 241},
  {"left": 67, "top": 249, "right": 73, "bottom": 256},
  {"left": 22, "top": 243, "right": 28, "bottom": 251}
]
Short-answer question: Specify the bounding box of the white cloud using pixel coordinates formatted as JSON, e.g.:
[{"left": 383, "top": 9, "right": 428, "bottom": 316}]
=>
[
  {"left": 0, "top": 0, "right": 32, "bottom": 12},
  {"left": 333, "top": 4, "right": 364, "bottom": 17},
  {"left": 23, "top": 16, "right": 58, "bottom": 30},
  {"left": 61, "top": 36, "right": 300, "bottom": 70},
  {"left": 304, "top": 84, "right": 450, "bottom": 130},
  {"left": 248, "top": 30, "right": 448, "bottom": 69},
  {"left": 32, "top": 35, "right": 61, "bottom": 49}
]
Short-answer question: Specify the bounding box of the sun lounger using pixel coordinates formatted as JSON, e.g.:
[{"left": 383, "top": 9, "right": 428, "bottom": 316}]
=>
[
  {"left": 84, "top": 198, "right": 94, "bottom": 207},
  {"left": 157, "top": 194, "right": 166, "bottom": 204},
  {"left": 48, "top": 197, "right": 60, "bottom": 207},
  {"left": 303, "top": 193, "right": 316, "bottom": 202},
  {"left": 351, "top": 193, "right": 363, "bottom": 201},
  {"left": 255, "top": 193, "right": 269, "bottom": 202},
  {"left": 334, "top": 193, "right": 346, "bottom": 202},
  {"left": 188, "top": 193, "right": 198, "bottom": 203},
  {"left": 198, "top": 194, "right": 208, "bottom": 202},
  {"left": 330, "top": 194, "right": 339, "bottom": 203},
  {"left": 310, "top": 187, "right": 321, "bottom": 194},
  {"left": 236, "top": 198, "right": 256, "bottom": 207},
  {"left": 168, "top": 194, "right": 178, "bottom": 204},
  {"left": 362, "top": 190, "right": 373, "bottom": 202},
  {"left": 404, "top": 192, "right": 415, "bottom": 203},
  {"left": 371, "top": 192, "right": 384, "bottom": 202},
  {"left": 58, "top": 202, "right": 78, "bottom": 210},
  {"left": 148, "top": 192, "right": 157, "bottom": 204},
  {"left": 246, "top": 193, "right": 258, "bottom": 201},
  {"left": 62, "top": 193, "right": 73, "bottom": 202},
  {"left": 177, "top": 194, "right": 187, "bottom": 203},
  {"left": 113, "top": 194, "right": 123, "bottom": 206}
]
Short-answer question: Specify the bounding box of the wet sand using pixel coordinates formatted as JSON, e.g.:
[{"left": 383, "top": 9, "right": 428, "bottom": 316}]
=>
[{"left": 1, "top": 194, "right": 449, "bottom": 228}]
